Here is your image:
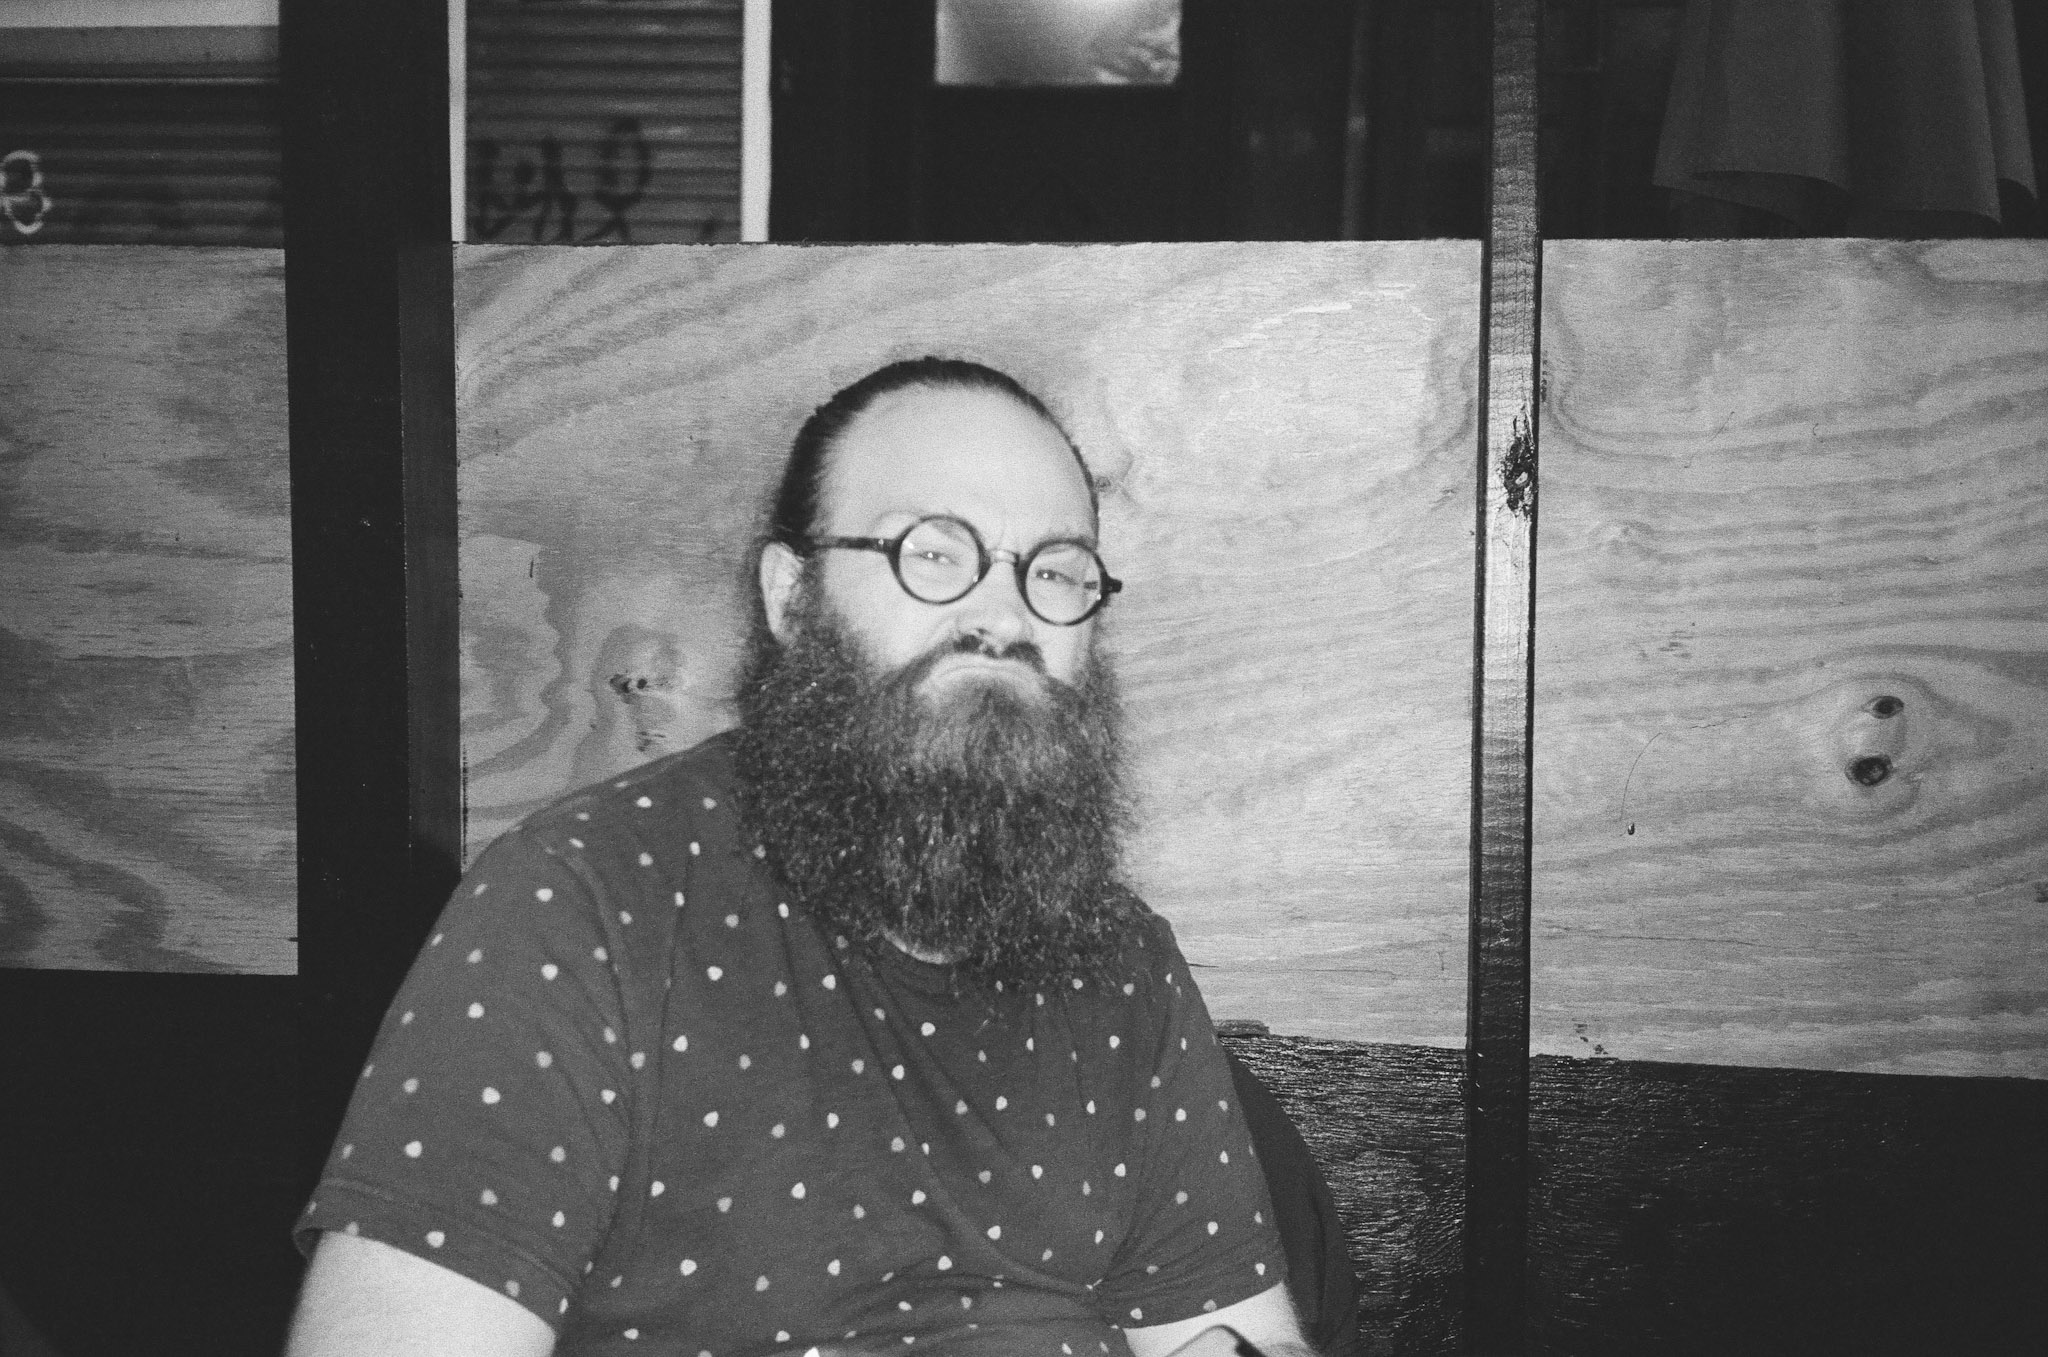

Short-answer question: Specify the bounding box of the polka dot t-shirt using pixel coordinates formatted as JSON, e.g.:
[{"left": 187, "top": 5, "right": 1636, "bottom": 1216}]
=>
[{"left": 296, "top": 734, "right": 1285, "bottom": 1356}]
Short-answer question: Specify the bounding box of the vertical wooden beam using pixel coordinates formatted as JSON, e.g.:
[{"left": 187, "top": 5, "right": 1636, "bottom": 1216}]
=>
[
  {"left": 282, "top": 0, "right": 460, "bottom": 1188},
  {"left": 1466, "top": 0, "right": 1541, "bottom": 1351}
]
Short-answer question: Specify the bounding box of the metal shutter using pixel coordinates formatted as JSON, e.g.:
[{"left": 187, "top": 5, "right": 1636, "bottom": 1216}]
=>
[
  {"left": 0, "top": 26, "right": 281, "bottom": 247},
  {"left": 468, "top": 0, "right": 742, "bottom": 244}
]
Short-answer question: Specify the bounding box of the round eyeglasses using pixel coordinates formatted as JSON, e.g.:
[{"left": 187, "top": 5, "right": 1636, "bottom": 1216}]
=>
[{"left": 788, "top": 514, "right": 1122, "bottom": 626}]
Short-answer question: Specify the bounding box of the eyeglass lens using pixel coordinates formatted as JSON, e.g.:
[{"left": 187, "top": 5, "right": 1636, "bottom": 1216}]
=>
[{"left": 896, "top": 517, "right": 1106, "bottom": 624}]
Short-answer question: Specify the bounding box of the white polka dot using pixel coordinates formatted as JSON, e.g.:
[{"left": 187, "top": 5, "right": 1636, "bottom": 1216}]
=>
[
  {"left": 631, "top": 1052, "right": 647, "bottom": 1069},
  {"left": 681, "top": 1259, "right": 697, "bottom": 1276},
  {"left": 995, "top": 1096, "right": 1008, "bottom": 1111},
  {"left": 778, "top": 902, "right": 790, "bottom": 917},
  {"left": 912, "top": 1190, "right": 927, "bottom": 1205},
  {"left": 799, "top": 1034, "right": 810, "bottom": 1049},
  {"left": 481, "top": 1087, "right": 501, "bottom": 1105},
  {"left": 569, "top": 838, "right": 584, "bottom": 849},
  {"left": 689, "top": 842, "right": 700, "bottom": 855},
  {"left": 1094, "top": 1229, "right": 1105, "bottom": 1244},
  {"left": 1072, "top": 978, "right": 1084, "bottom": 990},
  {"left": 702, "top": 797, "right": 717, "bottom": 810},
  {"left": 1130, "top": 1309, "right": 1143, "bottom": 1321},
  {"left": 1207, "top": 1221, "right": 1219, "bottom": 1235},
  {"left": 1082, "top": 1181, "right": 1092, "bottom": 1196},
  {"left": 1133, "top": 1108, "right": 1146, "bottom": 1122},
  {"left": 650, "top": 1181, "right": 665, "bottom": 1197},
  {"left": 792, "top": 1181, "right": 805, "bottom": 1198},
  {"left": 725, "top": 914, "right": 739, "bottom": 928},
  {"left": 738, "top": 1054, "right": 752, "bottom": 1070},
  {"left": 430, "top": 934, "right": 443, "bottom": 946},
  {"left": 674, "top": 891, "right": 686, "bottom": 906},
  {"left": 1114, "top": 1162, "right": 1126, "bottom": 1176},
  {"left": 718, "top": 1197, "right": 732, "bottom": 1212},
  {"left": 755, "top": 1275, "right": 769, "bottom": 1292},
  {"left": 400, "top": 1011, "right": 414, "bottom": 1025},
  {"left": 1256, "top": 1262, "right": 1267, "bottom": 1276},
  {"left": 823, "top": 975, "right": 837, "bottom": 990},
  {"left": 603, "top": 1026, "right": 617, "bottom": 1044},
  {"left": 472, "top": 883, "right": 488, "bottom": 896},
  {"left": 703, "top": 1111, "right": 718, "bottom": 1127},
  {"left": 1025, "top": 1038, "right": 1034, "bottom": 1051},
  {"left": 344, "top": 1221, "right": 360, "bottom": 1235},
  {"left": 1176, "top": 1107, "right": 1187, "bottom": 1121},
  {"left": 610, "top": 1176, "right": 619, "bottom": 1192},
  {"left": 625, "top": 1329, "right": 639, "bottom": 1340},
  {"left": 1203, "top": 1300, "right": 1217, "bottom": 1313},
  {"left": 403, "top": 1077, "right": 419, "bottom": 1094},
  {"left": 1046, "top": 1113, "right": 1057, "bottom": 1126},
  {"left": 1044, "top": 1249, "right": 1055, "bottom": 1262},
  {"left": 936, "top": 1255, "right": 951, "bottom": 1270},
  {"left": 1220, "top": 1150, "right": 1230, "bottom": 1163},
  {"left": 955, "top": 1100, "right": 968, "bottom": 1115},
  {"left": 551, "top": 1146, "right": 567, "bottom": 1163},
  {"left": 404, "top": 1140, "right": 422, "bottom": 1158},
  {"left": 536, "top": 888, "right": 553, "bottom": 902},
  {"left": 536, "top": 1050, "right": 553, "bottom": 1069},
  {"left": 601, "top": 1089, "right": 617, "bottom": 1104},
  {"left": 506, "top": 1280, "right": 521, "bottom": 1298},
  {"left": 1109, "top": 1035, "right": 1120, "bottom": 1049},
  {"left": 620, "top": 911, "right": 633, "bottom": 925},
  {"left": 467, "top": 1003, "right": 484, "bottom": 1019},
  {"left": 920, "top": 1021, "right": 936, "bottom": 1037},
  {"left": 1176, "top": 1190, "right": 1189, "bottom": 1204},
  {"left": 672, "top": 1035, "right": 688, "bottom": 1053},
  {"left": 467, "top": 948, "right": 483, "bottom": 964},
  {"left": 852, "top": 1204, "right": 864, "bottom": 1219},
  {"left": 891, "top": 1136, "right": 906, "bottom": 1152},
  {"left": 774, "top": 980, "right": 788, "bottom": 997},
  {"left": 637, "top": 852, "right": 653, "bottom": 867},
  {"left": 426, "top": 1230, "right": 445, "bottom": 1248},
  {"left": 978, "top": 1169, "right": 992, "bottom": 1183},
  {"left": 1123, "top": 982, "right": 1136, "bottom": 995},
  {"left": 707, "top": 966, "right": 723, "bottom": 980},
  {"left": 552, "top": 1211, "right": 566, "bottom": 1228},
  {"left": 850, "top": 1058, "right": 863, "bottom": 1073},
  {"left": 480, "top": 1189, "right": 498, "bottom": 1206},
  {"left": 1031, "top": 1165, "right": 1043, "bottom": 1179},
  {"left": 636, "top": 796, "right": 653, "bottom": 808},
  {"left": 594, "top": 947, "right": 609, "bottom": 962},
  {"left": 827, "top": 1112, "right": 840, "bottom": 1128},
  {"left": 986, "top": 1225, "right": 1001, "bottom": 1240},
  {"left": 340, "top": 1143, "right": 354, "bottom": 1160},
  {"left": 1151, "top": 1076, "right": 1163, "bottom": 1089},
  {"left": 772, "top": 1123, "right": 786, "bottom": 1138},
  {"left": 541, "top": 963, "right": 559, "bottom": 980}
]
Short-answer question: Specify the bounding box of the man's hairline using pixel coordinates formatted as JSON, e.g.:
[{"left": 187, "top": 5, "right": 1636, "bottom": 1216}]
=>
[{"left": 805, "top": 379, "right": 1103, "bottom": 545}]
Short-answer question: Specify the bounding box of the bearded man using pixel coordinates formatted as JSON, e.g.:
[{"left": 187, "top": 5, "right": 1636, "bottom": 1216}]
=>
[{"left": 286, "top": 358, "right": 1330, "bottom": 1357}]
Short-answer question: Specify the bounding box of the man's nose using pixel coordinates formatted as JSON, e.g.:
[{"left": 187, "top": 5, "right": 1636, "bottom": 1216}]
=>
[{"left": 951, "top": 552, "right": 1036, "bottom": 642}]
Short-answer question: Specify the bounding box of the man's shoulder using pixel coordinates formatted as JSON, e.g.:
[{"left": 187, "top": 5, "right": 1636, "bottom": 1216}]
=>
[{"left": 495, "top": 729, "right": 744, "bottom": 851}]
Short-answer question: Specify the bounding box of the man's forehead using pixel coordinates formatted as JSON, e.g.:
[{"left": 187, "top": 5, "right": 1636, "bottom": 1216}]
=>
[{"left": 822, "top": 383, "right": 1095, "bottom": 529}]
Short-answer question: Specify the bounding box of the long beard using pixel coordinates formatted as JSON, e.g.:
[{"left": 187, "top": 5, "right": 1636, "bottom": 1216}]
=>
[{"left": 729, "top": 583, "right": 1145, "bottom": 987}]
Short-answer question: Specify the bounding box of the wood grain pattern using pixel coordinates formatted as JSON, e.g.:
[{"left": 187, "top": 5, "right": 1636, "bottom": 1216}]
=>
[
  {"left": 1533, "top": 240, "right": 2048, "bottom": 1078},
  {"left": 455, "top": 242, "right": 1480, "bottom": 1046},
  {"left": 0, "top": 246, "right": 295, "bottom": 973}
]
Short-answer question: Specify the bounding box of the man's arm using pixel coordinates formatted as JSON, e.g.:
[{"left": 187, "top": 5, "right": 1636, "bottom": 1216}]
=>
[
  {"left": 1123, "top": 1282, "right": 1317, "bottom": 1357},
  {"left": 285, "top": 1231, "right": 556, "bottom": 1357}
]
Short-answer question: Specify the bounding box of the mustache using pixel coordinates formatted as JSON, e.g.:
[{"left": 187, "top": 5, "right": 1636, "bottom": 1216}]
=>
[{"left": 894, "top": 631, "right": 1051, "bottom": 688}]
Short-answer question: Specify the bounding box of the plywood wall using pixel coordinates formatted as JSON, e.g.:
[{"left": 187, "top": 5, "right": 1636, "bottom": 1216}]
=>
[
  {"left": 0, "top": 247, "right": 295, "bottom": 973},
  {"left": 456, "top": 242, "right": 1481, "bottom": 1046},
  {"left": 1534, "top": 240, "right": 2048, "bottom": 1078}
]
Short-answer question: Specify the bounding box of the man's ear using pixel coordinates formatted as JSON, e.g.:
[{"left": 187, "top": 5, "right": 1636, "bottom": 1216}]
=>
[{"left": 758, "top": 540, "right": 806, "bottom": 644}]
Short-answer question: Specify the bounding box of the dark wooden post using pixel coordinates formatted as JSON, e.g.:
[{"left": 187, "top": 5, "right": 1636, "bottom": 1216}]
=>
[
  {"left": 1466, "top": 0, "right": 1541, "bottom": 1351},
  {"left": 282, "top": 0, "right": 461, "bottom": 1189}
]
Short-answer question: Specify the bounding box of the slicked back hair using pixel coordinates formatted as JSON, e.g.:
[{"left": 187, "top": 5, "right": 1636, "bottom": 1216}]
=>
[{"left": 766, "top": 357, "right": 1098, "bottom": 551}]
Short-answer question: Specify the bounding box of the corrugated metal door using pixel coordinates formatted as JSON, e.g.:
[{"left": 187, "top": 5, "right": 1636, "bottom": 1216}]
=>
[
  {"left": 468, "top": 0, "right": 743, "bottom": 244},
  {"left": 0, "top": 26, "right": 282, "bottom": 247}
]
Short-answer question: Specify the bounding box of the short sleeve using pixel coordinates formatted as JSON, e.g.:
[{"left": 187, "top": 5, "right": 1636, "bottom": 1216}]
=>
[
  {"left": 294, "top": 828, "right": 639, "bottom": 1328},
  {"left": 1095, "top": 920, "right": 1288, "bottom": 1325}
]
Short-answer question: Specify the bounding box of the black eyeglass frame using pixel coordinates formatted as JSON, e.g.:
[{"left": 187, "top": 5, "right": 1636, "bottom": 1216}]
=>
[{"left": 782, "top": 514, "right": 1123, "bottom": 626}]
